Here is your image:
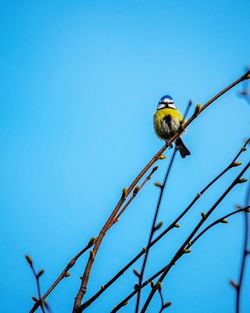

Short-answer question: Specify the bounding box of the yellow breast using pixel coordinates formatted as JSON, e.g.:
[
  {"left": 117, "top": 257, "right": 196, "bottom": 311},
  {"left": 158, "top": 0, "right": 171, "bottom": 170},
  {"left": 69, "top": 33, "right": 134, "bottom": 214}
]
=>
[{"left": 153, "top": 108, "right": 184, "bottom": 141}]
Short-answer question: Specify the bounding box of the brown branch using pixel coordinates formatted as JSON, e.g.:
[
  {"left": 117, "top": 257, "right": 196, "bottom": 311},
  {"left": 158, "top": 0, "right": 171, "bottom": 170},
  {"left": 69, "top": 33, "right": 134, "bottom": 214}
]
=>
[
  {"left": 109, "top": 165, "right": 159, "bottom": 229},
  {"left": 140, "top": 163, "right": 250, "bottom": 312},
  {"left": 135, "top": 147, "right": 177, "bottom": 312},
  {"left": 135, "top": 99, "right": 192, "bottom": 313},
  {"left": 80, "top": 138, "right": 248, "bottom": 311},
  {"left": 30, "top": 167, "right": 158, "bottom": 313},
  {"left": 73, "top": 70, "right": 250, "bottom": 312},
  {"left": 25, "top": 256, "right": 46, "bottom": 313},
  {"left": 235, "top": 180, "right": 250, "bottom": 313},
  {"left": 111, "top": 166, "right": 250, "bottom": 312},
  {"left": 29, "top": 238, "right": 95, "bottom": 313}
]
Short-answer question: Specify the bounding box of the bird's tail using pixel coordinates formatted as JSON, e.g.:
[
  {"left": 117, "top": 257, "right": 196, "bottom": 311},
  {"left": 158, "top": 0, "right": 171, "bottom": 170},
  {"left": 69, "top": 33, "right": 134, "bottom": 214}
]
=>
[{"left": 175, "top": 138, "right": 191, "bottom": 158}]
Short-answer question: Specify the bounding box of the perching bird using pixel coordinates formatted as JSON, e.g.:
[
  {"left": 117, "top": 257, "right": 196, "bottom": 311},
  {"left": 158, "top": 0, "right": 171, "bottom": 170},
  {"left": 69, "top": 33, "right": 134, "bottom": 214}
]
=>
[{"left": 153, "top": 95, "right": 191, "bottom": 158}]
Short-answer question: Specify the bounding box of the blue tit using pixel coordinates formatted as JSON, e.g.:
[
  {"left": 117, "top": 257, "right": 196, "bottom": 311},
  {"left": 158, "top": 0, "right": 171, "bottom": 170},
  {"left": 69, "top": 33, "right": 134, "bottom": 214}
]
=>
[{"left": 153, "top": 95, "right": 191, "bottom": 158}]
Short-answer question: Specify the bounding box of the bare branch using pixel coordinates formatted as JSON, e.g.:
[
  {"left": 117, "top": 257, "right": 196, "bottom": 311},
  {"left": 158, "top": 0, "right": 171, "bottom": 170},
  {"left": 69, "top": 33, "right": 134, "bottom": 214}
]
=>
[
  {"left": 29, "top": 238, "right": 96, "bottom": 313},
  {"left": 25, "top": 256, "right": 46, "bottom": 313},
  {"left": 235, "top": 179, "right": 250, "bottom": 313},
  {"left": 135, "top": 147, "right": 177, "bottom": 312},
  {"left": 109, "top": 165, "right": 159, "bottom": 229},
  {"left": 135, "top": 99, "right": 193, "bottom": 312},
  {"left": 140, "top": 163, "right": 250, "bottom": 312},
  {"left": 111, "top": 165, "right": 249, "bottom": 312},
  {"left": 80, "top": 138, "right": 249, "bottom": 311},
  {"left": 191, "top": 206, "right": 250, "bottom": 246},
  {"left": 238, "top": 66, "right": 250, "bottom": 105},
  {"left": 73, "top": 70, "right": 250, "bottom": 313}
]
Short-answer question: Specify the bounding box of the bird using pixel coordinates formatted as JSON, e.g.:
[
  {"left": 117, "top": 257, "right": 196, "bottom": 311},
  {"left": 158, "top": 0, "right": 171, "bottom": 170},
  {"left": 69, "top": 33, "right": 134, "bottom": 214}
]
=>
[{"left": 153, "top": 95, "right": 191, "bottom": 158}]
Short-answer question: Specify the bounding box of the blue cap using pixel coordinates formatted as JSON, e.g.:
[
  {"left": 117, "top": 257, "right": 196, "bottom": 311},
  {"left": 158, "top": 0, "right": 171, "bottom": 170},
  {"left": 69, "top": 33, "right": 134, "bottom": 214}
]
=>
[{"left": 160, "top": 95, "right": 173, "bottom": 101}]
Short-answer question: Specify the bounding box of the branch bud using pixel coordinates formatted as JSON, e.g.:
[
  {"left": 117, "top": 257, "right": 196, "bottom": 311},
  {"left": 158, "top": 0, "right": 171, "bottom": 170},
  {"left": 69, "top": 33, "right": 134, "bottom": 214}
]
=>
[
  {"left": 90, "top": 250, "right": 95, "bottom": 260},
  {"left": 174, "top": 223, "right": 180, "bottom": 228},
  {"left": 88, "top": 237, "right": 96, "bottom": 245},
  {"left": 163, "top": 301, "right": 172, "bottom": 308},
  {"left": 194, "top": 103, "right": 201, "bottom": 115},
  {"left": 156, "top": 281, "right": 162, "bottom": 290},
  {"left": 133, "top": 269, "right": 141, "bottom": 278},
  {"left": 230, "top": 280, "right": 239, "bottom": 289},
  {"left": 220, "top": 219, "right": 228, "bottom": 224},
  {"left": 184, "top": 249, "right": 191, "bottom": 254},
  {"left": 122, "top": 187, "right": 127, "bottom": 199},
  {"left": 154, "top": 221, "right": 163, "bottom": 231},
  {"left": 237, "top": 178, "right": 248, "bottom": 184},
  {"left": 65, "top": 272, "right": 70, "bottom": 277},
  {"left": 201, "top": 212, "right": 206, "bottom": 219},
  {"left": 25, "top": 255, "right": 33, "bottom": 266},
  {"left": 158, "top": 154, "right": 166, "bottom": 160},
  {"left": 37, "top": 270, "right": 45, "bottom": 278},
  {"left": 133, "top": 186, "right": 140, "bottom": 196},
  {"left": 154, "top": 182, "right": 163, "bottom": 188},
  {"left": 231, "top": 162, "right": 242, "bottom": 167}
]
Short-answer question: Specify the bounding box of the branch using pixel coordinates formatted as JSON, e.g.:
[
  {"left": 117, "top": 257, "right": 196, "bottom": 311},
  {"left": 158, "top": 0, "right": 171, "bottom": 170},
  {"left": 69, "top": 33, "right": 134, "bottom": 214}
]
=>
[
  {"left": 73, "top": 70, "right": 250, "bottom": 312},
  {"left": 239, "top": 66, "right": 250, "bottom": 105},
  {"left": 25, "top": 256, "right": 46, "bottom": 313},
  {"left": 191, "top": 206, "right": 250, "bottom": 246},
  {"left": 234, "top": 180, "right": 250, "bottom": 313},
  {"left": 111, "top": 166, "right": 249, "bottom": 312},
  {"left": 80, "top": 138, "right": 248, "bottom": 310},
  {"left": 109, "top": 165, "right": 159, "bottom": 229},
  {"left": 30, "top": 166, "right": 158, "bottom": 313},
  {"left": 135, "top": 99, "right": 192, "bottom": 312},
  {"left": 140, "top": 163, "right": 250, "bottom": 312},
  {"left": 157, "top": 284, "right": 172, "bottom": 313},
  {"left": 135, "top": 147, "right": 177, "bottom": 312},
  {"left": 29, "top": 238, "right": 96, "bottom": 313}
]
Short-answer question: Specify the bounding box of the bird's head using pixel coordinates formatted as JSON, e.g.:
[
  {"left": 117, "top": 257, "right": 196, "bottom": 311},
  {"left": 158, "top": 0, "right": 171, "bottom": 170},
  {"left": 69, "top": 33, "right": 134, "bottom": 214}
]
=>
[{"left": 157, "top": 95, "right": 176, "bottom": 110}]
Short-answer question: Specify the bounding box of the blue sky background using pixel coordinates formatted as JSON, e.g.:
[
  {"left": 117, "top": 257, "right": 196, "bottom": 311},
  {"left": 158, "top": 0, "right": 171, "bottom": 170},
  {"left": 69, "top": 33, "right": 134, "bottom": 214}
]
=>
[{"left": 1, "top": 1, "right": 250, "bottom": 312}]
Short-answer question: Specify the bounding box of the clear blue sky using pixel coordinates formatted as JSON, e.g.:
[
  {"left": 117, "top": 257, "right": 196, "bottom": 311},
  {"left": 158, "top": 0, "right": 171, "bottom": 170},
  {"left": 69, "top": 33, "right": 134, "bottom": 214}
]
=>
[{"left": 1, "top": 1, "right": 250, "bottom": 312}]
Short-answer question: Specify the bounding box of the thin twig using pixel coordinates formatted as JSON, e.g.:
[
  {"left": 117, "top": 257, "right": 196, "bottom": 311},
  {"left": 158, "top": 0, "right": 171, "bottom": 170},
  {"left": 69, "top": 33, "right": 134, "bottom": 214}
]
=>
[
  {"left": 25, "top": 256, "right": 46, "bottom": 313},
  {"left": 109, "top": 166, "right": 159, "bottom": 228},
  {"left": 239, "top": 67, "right": 250, "bottom": 105},
  {"left": 29, "top": 239, "right": 95, "bottom": 313},
  {"left": 135, "top": 99, "right": 192, "bottom": 313},
  {"left": 140, "top": 163, "right": 250, "bottom": 312},
  {"left": 135, "top": 148, "right": 177, "bottom": 312},
  {"left": 235, "top": 180, "right": 250, "bottom": 313},
  {"left": 30, "top": 167, "right": 159, "bottom": 313},
  {"left": 111, "top": 166, "right": 249, "bottom": 312},
  {"left": 158, "top": 287, "right": 164, "bottom": 313},
  {"left": 111, "top": 206, "right": 249, "bottom": 313},
  {"left": 191, "top": 206, "right": 250, "bottom": 246},
  {"left": 73, "top": 70, "right": 250, "bottom": 312},
  {"left": 80, "top": 139, "right": 248, "bottom": 311}
]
